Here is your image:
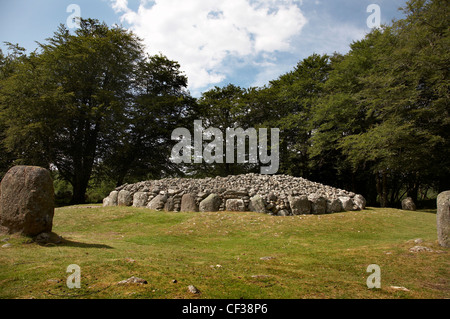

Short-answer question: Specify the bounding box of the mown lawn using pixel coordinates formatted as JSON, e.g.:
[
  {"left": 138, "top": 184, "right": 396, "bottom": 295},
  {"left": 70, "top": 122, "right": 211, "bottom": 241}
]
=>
[{"left": 0, "top": 205, "right": 448, "bottom": 299}]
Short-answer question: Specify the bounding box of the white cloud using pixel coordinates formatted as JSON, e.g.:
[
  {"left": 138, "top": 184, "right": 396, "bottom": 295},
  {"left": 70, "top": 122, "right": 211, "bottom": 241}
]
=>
[{"left": 109, "top": 0, "right": 307, "bottom": 94}]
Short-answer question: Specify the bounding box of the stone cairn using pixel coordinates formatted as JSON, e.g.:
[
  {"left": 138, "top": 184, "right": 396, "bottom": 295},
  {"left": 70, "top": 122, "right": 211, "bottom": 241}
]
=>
[{"left": 103, "top": 174, "right": 366, "bottom": 216}]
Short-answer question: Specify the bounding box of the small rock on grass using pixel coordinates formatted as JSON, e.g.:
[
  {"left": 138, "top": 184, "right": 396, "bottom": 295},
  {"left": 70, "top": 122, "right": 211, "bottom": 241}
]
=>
[
  {"left": 390, "top": 286, "right": 410, "bottom": 292},
  {"left": 118, "top": 276, "right": 148, "bottom": 285},
  {"left": 2, "top": 243, "right": 12, "bottom": 248},
  {"left": 409, "top": 246, "right": 433, "bottom": 253},
  {"left": 260, "top": 256, "right": 275, "bottom": 261},
  {"left": 188, "top": 285, "right": 200, "bottom": 294}
]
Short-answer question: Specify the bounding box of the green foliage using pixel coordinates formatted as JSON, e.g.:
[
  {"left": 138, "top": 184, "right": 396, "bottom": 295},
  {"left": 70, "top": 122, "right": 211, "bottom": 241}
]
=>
[
  {"left": 0, "top": 0, "right": 447, "bottom": 208},
  {"left": 0, "top": 19, "right": 195, "bottom": 203}
]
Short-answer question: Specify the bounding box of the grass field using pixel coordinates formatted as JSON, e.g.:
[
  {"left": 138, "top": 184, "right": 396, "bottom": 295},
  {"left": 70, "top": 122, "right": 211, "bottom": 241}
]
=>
[{"left": 0, "top": 205, "right": 448, "bottom": 299}]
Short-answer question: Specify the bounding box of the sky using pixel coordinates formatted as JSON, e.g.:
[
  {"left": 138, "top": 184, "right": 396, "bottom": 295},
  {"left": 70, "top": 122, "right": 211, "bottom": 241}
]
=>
[{"left": 0, "top": 0, "right": 408, "bottom": 97}]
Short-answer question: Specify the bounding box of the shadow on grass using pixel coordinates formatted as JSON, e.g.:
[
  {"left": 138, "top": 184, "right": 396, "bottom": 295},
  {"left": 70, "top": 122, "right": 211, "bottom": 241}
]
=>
[
  {"left": 34, "top": 232, "right": 113, "bottom": 249},
  {"left": 57, "top": 238, "right": 113, "bottom": 249}
]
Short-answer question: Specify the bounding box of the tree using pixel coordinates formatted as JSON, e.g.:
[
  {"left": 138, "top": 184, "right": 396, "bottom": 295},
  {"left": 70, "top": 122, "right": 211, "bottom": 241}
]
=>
[
  {"left": 0, "top": 19, "right": 194, "bottom": 203},
  {"left": 250, "top": 54, "right": 332, "bottom": 178},
  {"left": 193, "top": 84, "right": 254, "bottom": 176},
  {"left": 102, "top": 54, "right": 196, "bottom": 185},
  {"left": 339, "top": 0, "right": 449, "bottom": 205}
]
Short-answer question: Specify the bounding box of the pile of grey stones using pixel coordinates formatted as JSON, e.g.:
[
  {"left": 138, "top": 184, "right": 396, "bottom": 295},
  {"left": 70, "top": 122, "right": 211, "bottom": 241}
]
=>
[{"left": 103, "top": 173, "right": 366, "bottom": 216}]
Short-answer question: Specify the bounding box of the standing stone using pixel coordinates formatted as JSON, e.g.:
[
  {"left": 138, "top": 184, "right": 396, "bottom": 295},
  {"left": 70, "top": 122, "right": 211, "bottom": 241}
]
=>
[
  {"left": 248, "top": 195, "right": 268, "bottom": 214},
  {"left": 147, "top": 194, "right": 167, "bottom": 211},
  {"left": 118, "top": 190, "right": 133, "bottom": 206},
  {"left": 353, "top": 194, "right": 366, "bottom": 210},
  {"left": 401, "top": 197, "right": 416, "bottom": 211},
  {"left": 339, "top": 196, "right": 354, "bottom": 211},
  {"left": 132, "top": 192, "right": 148, "bottom": 207},
  {"left": 308, "top": 194, "right": 327, "bottom": 215},
  {"left": 326, "top": 198, "right": 343, "bottom": 214},
  {"left": 0, "top": 166, "right": 54, "bottom": 236},
  {"left": 199, "top": 194, "right": 221, "bottom": 212},
  {"left": 164, "top": 197, "right": 175, "bottom": 212},
  {"left": 103, "top": 191, "right": 118, "bottom": 207},
  {"left": 180, "top": 193, "right": 198, "bottom": 212},
  {"left": 226, "top": 199, "right": 245, "bottom": 212},
  {"left": 437, "top": 191, "right": 450, "bottom": 247},
  {"left": 289, "top": 195, "right": 311, "bottom": 215}
]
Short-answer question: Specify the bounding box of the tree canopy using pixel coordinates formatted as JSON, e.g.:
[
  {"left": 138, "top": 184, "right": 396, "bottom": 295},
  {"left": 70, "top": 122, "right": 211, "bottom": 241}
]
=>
[{"left": 0, "top": 0, "right": 448, "bottom": 207}]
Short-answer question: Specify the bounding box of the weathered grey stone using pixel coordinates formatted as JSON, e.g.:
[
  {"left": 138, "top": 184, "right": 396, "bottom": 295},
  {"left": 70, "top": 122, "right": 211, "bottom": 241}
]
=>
[
  {"left": 118, "top": 190, "right": 133, "bottom": 206},
  {"left": 437, "top": 191, "right": 450, "bottom": 247},
  {"left": 326, "top": 198, "right": 343, "bottom": 214},
  {"left": 102, "top": 173, "right": 363, "bottom": 215},
  {"left": 248, "top": 195, "right": 268, "bottom": 214},
  {"left": 401, "top": 197, "right": 416, "bottom": 211},
  {"left": 180, "top": 193, "right": 198, "bottom": 212},
  {"left": 0, "top": 165, "right": 54, "bottom": 236},
  {"left": 339, "top": 196, "right": 354, "bottom": 211},
  {"left": 164, "top": 197, "right": 175, "bottom": 212},
  {"left": 353, "top": 194, "right": 366, "bottom": 210},
  {"left": 289, "top": 195, "right": 311, "bottom": 215},
  {"left": 226, "top": 199, "right": 245, "bottom": 212},
  {"left": 308, "top": 194, "right": 327, "bottom": 215},
  {"left": 103, "top": 191, "right": 118, "bottom": 207},
  {"left": 132, "top": 192, "right": 148, "bottom": 207},
  {"left": 199, "top": 194, "right": 221, "bottom": 212},
  {"left": 267, "top": 192, "right": 277, "bottom": 202},
  {"left": 147, "top": 194, "right": 167, "bottom": 211},
  {"left": 277, "top": 209, "right": 290, "bottom": 216},
  {"left": 409, "top": 245, "right": 433, "bottom": 253},
  {"left": 118, "top": 276, "right": 148, "bottom": 285},
  {"left": 188, "top": 285, "right": 200, "bottom": 294}
]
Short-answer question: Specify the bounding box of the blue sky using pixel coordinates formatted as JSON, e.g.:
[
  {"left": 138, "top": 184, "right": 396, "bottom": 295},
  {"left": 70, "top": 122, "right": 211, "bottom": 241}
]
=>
[{"left": 0, "top": 0, "right": 408, "bottom": 96}]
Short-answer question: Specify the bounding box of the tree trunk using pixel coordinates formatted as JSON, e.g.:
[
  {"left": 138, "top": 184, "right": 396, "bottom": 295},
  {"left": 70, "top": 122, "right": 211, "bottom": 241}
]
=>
[
  {"left": 382, "top": 171, "right": 388, "bottom": 207},
  {"left": 71, "top": 181, "right": 87, "bottom": 204},
  {"left": 376, "top": 170, "right": 388, "bottom": 207}
]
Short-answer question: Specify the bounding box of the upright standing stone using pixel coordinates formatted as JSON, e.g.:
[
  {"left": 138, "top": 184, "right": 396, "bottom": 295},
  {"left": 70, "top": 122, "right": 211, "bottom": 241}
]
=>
[
  {"left": 164, "top": 197, "right": 175, "bottom": 212},
  {"left": 226, "top": 199, "right": 245, "bottom": 211},
  {"left": 103, "top": 191, "right": 118, "bottom": 207},
  {"left": 248, "top": 195, "right": 268, "bottom": 214},
  {"left": 199, "top": 194, "right": 221, "bottom": 212},
  {"left": 147, "top": 194, "right": 167, "bottom": 211},
  {"left": 326, "top": 198, "right": 343, "bottom": 214},
  {"left": 132, "top": 192, "right": 148, "bottom": 207},
  {"left": 353, "top": 194, "right": 366, "bottom": 210},
  {"left": 401, "top": 197, "right": 416, "bottom": 211},
  {"left": 180, "top": 193, "right": 198, "bottom": 212},
  {"left": 0, "top": 166, "right": 54, "bottom": 236},
  {"left": 118, "top": 190, "right": 133, "bottom": 206},
  {"left": 289, "top": 195, "right": 311, "bottom": 215},
  {"left": 308, "top": 194, "right": 327, "bottom": 215},
  {"left": 437, "top": 191, "right": 450, "bottom": 247},
  {"left": 339, "top": 196, "right": 354, "bottom": 211}
]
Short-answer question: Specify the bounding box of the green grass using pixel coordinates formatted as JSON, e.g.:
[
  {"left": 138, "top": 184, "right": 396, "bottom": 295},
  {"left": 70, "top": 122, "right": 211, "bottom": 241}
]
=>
[{"left": 0, "top": 206, "right": 448, "bottom": 299}]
